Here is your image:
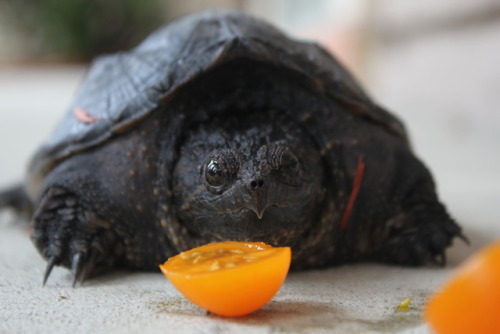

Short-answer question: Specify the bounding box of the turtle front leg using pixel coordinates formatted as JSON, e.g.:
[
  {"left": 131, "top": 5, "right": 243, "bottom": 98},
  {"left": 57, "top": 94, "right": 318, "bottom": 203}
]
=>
[
  {"left": 371, "top": 201, "right": 465, "bottom": 266},
  {"left": 32, "top": 186, "right": 118, "bottom": 286},
  {"left": 362, "top": 149, "right": 466, "bottom": 266}
]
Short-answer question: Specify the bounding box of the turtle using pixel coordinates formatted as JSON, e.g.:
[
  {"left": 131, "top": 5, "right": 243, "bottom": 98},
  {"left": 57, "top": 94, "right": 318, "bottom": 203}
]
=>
[{"left": 0, "top": 10, "right": 463, "bottom": 286}]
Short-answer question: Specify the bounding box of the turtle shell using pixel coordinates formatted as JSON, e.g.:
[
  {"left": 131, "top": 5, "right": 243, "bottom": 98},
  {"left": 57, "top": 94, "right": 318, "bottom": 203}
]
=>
[{"left": 27, "top": 10, "right": 406, "bottom": 197}]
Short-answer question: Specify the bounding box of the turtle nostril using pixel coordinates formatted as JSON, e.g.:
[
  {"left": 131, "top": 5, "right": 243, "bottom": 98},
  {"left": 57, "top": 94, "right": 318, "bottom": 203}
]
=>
[{"left": 250, "top": 179, "right": 265, "bottom": 188}]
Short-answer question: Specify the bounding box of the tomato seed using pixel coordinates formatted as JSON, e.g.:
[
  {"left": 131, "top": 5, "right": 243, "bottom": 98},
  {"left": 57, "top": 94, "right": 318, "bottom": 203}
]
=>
[{"left": 210, "top": 261, "right": 220, "bottom": 271}]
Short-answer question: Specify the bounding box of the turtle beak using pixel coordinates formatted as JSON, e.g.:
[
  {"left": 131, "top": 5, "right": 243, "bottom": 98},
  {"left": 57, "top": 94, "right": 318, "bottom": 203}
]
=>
[{"left": 246, "top": 179, "right": 268, "bottom": 219}]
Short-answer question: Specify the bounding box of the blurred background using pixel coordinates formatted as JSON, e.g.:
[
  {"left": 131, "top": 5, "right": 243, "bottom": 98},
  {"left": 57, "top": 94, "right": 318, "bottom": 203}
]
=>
[{"left": 1, "top": 0, "right": 499, "bottom": 257}]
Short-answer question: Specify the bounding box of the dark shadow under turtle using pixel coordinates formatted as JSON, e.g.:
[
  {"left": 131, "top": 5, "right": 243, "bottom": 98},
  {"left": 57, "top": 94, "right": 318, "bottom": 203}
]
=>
[{"left": 0, "top": 10, "right": 464, "bottom": 286}]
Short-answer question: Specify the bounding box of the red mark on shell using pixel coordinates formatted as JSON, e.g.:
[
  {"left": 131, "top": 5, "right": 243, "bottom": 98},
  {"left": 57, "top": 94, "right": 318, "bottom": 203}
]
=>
[
  {"left": 339, "top": 155, "right": 365, "bottom": 231},
  {"left": 73, "top": 107, "right": 100, "bottom": 123}
]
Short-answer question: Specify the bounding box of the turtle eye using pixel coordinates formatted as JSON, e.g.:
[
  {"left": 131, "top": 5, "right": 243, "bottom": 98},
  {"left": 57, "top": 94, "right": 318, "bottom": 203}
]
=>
[
  {"left": 278, "top": 151, "right": 301, "bottom": 179},
  {"left": 203, "top": 152, "right": 239, "bottom": 193},
  {"left": 205, "top": 159, "right": 227, "bottom": 189},
  {"left": 269, "top": 147, "right": 301, "bottom": 185}
]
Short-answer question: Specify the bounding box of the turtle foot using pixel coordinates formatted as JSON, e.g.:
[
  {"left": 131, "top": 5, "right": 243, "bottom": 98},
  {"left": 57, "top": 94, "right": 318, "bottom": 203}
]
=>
[
  {"left": 371, "top": 202, "right": 465, "bottom": 266},
  {"left": 32, "top": 187, "right": 116, "bottom": 286}
]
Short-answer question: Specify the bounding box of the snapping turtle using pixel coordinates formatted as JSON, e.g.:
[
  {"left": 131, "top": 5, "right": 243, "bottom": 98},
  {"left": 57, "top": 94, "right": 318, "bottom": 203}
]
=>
[{"left": 0, "top": 10, "right": 463, "bottom": 285}]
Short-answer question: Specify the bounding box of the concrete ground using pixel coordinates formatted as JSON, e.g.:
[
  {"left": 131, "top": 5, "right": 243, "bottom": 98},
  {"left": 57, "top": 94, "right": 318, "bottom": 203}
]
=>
[{"left": 0, "top": 59, "right": 497, "bottom": 333}]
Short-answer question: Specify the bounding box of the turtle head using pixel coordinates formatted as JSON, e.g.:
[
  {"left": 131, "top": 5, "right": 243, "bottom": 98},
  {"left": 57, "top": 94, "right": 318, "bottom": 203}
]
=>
[
  {"left": 201, "top": 143, "right": 311, "bottom": 220},
  {"left": 172, "top": 113, "right": 325, "bottom": 246}
]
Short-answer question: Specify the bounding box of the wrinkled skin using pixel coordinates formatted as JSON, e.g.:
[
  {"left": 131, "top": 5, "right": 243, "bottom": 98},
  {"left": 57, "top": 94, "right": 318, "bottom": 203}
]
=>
[
  {"left": 173, "top": 111, "right": 325, "bottom": 247},
  {"left": 0, "top": 11, "right": 464, "bottom": 286}
]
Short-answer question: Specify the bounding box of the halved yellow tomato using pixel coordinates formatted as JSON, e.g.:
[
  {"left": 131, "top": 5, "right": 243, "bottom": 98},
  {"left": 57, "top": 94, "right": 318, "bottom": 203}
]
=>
[
  {"left": 425, "top": 241, "right": 500, "bottom": 334},
  {"left": 159, "top": 241, "right": 291, "bottom": 317}
]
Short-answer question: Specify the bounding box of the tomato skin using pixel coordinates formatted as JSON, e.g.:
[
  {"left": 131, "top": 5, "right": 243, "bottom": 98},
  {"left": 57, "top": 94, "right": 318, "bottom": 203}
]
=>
[
  {"left": 425, "top": 241, "right": 500, "bottom": 334},
  {"left": 160, "top": 242, "right": 291, "bottom": 317}
]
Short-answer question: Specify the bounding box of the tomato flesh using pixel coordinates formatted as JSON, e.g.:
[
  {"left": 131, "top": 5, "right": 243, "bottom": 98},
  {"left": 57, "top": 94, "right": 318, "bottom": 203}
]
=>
[
  {"left": 425, "top": 241, "right": 500, "bottom": 334},
  {"left": 160, "top": 241, "right": 291, "bottom": 317}
]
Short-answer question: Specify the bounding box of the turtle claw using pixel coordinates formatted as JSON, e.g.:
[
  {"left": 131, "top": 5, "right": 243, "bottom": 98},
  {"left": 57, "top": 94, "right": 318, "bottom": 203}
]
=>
[
  {"left": 71, "top": 253, "right": 84, "bottom": 287},
  {"left": 43, "top": 256, "right": 57, "bottom": 286},
  {"left": 457, "top": 232, "right": 470, "bottom": 245}
]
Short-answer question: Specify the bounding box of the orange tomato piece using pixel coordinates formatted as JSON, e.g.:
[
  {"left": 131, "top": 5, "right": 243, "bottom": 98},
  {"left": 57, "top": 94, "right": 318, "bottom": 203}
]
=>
[
  {"left": 425, "top": 241, "right": 500, "bottom": 334},
  {"left": 159, "top": 241, "right": 291, "bottom": 317}
]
